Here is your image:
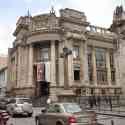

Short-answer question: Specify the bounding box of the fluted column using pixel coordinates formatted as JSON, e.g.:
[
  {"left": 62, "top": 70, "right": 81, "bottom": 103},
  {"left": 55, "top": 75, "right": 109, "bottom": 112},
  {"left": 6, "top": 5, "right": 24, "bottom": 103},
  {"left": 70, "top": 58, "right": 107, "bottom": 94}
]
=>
[
  {"left": 106, "top": 49, "right": 111, "bottom": 86},
  {"left": 92, "top": 47, "right": 97, "bottom": 85},
  {"left": 28, "top": 44, "right": 33, "bottom": 86},
  {"left": 50, "top": 40, "right": 56, "bottom": 86}
]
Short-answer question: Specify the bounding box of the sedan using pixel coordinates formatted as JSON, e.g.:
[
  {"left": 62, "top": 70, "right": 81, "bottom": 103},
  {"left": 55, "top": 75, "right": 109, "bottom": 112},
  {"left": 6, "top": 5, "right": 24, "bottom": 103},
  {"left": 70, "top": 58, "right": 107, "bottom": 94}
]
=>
[{"left": 35, "top": 102, "right": 98, "bottom": 125}]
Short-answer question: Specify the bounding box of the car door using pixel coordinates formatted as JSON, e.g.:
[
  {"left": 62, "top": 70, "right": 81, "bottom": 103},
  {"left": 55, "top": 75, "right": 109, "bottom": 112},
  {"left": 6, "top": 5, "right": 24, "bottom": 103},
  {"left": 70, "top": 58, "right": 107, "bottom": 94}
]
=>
[
  {"left": 6, "top": 98, "right": 16, "bottom": 115},
  {"left": 46, "top": 104, "right": 63, "bottom": 125}
]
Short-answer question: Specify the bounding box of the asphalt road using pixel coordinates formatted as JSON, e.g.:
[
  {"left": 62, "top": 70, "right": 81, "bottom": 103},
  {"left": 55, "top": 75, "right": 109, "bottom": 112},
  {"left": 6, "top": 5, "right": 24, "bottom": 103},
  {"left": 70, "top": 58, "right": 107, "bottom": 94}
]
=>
[
  {"left": 7, "top": 107, "right": 41, "bottom": 125},
  {"left": 97, "top": 115, "right": 125, "bottom": 125}
]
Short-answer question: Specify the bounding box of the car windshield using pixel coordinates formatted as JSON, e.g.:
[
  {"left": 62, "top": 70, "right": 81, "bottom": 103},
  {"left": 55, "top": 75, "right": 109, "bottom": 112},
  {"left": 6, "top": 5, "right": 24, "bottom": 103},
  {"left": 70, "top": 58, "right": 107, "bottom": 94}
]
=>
[
  {"left": 17, "top": 98, "right": 32, "bottom": 104},
  {"left": 63, "top": 103, "right": 82, "bottom": 113}
]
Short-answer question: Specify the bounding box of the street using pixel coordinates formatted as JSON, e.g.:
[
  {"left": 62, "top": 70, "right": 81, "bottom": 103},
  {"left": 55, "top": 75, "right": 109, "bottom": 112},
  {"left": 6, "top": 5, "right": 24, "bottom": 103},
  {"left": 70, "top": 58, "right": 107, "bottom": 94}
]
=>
[
  {"left": 7, "top": 115, "right": 125, "bottom": 125},
  {"left": 97, "top": 115, "right": 125, "bottom": 125},
  {"left": 6, "top": 107, "right": 125, "bottom": 125},
  {"left": 7, "top": 107, "right": 41, "bottom": 125}
]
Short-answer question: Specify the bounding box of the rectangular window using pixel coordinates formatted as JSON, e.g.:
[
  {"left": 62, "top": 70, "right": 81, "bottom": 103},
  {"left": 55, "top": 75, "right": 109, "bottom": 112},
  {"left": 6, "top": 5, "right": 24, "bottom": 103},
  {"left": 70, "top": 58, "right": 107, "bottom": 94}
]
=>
[
  {"left": 110, "top": 51, "right": 114, "bottom": 68},
  {"left": 87, "top": 47, "right": 93, "bottom": 82},
  {"left": 11, "top": 57, "right": 15, "bottom": 64},
  {"left": 95, "top": 48, "right": 106, "bottom": 67},
  {"left": 40, "top": 48, "right": 49, "bottom": 60},
  {"left": 73, "top": 46, "right": 79, "bottom": 59},
  {"left": 97, "top": 69, "right": 107, "bottom": 83},
  {"left": 74, "top": 65, "right": 80, "bottom": 81},
  {"left": 111, "top": 70, "right": 115, "bottom": 82}
]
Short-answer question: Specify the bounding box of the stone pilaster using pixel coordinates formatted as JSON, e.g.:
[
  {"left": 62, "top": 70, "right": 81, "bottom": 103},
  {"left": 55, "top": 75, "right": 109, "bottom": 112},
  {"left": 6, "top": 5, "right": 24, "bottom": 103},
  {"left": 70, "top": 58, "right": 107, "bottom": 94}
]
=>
[
  {"left": 50, "top": 40, "right": 56, "bottom": 86},
  {"left": 92, "top": 47, "right": 97, "bottom": 85},
  {"left": 106, "top": 49, "right": 111, "bottom": 86},
  {"left": 28, "top": 44, "right": 33, "bottom": 86},
  {"left": 58, "top": 41, "right": 64, "bottom": 86}
]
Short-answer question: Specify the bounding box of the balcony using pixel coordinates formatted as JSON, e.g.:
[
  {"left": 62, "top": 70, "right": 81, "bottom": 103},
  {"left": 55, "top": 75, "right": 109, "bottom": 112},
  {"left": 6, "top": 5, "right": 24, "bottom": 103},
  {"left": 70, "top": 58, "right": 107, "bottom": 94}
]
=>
[{"left": 86, "top": 25, "right": 114, "bottom": 40}]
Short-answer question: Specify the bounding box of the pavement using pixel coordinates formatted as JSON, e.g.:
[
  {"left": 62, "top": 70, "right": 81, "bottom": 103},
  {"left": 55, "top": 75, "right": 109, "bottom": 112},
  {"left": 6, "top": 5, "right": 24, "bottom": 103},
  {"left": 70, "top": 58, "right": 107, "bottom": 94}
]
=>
[{"left": 86, "top": 105, "right": 125, "bottom": 117}]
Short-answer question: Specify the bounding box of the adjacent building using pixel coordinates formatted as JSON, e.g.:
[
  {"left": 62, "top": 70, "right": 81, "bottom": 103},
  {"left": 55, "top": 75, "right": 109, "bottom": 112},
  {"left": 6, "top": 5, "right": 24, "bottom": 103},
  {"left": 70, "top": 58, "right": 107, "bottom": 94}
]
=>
[
  {"left": 0, "top": 66, "right": 7, "bottom": 97},
  {"left": 7, "top": 7, "right": 122, "bottom": 101},
  {"left": 0, "top": 55, "right": 8, "bottom": 97},
  {"left": 0, "top": 55, "right": 7, "bottom": 69},
  {"left": 111, "top": 6, "right": 125, "bottom": 97}
]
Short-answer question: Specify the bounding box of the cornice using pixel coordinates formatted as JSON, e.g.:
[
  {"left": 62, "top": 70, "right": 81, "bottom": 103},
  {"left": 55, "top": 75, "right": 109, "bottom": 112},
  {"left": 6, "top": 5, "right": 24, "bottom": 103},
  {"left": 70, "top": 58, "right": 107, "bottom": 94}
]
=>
[{"left": 87, "top": 31, "right": 114, "bottom": 43}]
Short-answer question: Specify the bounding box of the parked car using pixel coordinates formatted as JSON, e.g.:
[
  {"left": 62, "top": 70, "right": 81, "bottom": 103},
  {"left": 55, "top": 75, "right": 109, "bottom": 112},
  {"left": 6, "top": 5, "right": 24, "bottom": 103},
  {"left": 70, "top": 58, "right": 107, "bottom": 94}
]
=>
[
  {"left": 35, "top": 102, "right": 98, "bottom": 125},
  {"left": 0, "top": 110, "right": 10, "bottom": 125},
  {"left": 6, "top": 97, "right": 33, "bottom": 117},
  {"left": 0, "top": 98, "right": 8, "bottom": 110}
]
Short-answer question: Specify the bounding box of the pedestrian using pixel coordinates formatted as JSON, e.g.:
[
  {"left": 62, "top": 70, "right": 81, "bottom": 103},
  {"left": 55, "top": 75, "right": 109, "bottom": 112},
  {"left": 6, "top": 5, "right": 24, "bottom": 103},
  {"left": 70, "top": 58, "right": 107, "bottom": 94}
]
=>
[
  {"left": 97, "top": 96, "right": 101, "bottom": 111},
  {"left": 93, "top": 95, "right": 97, "bottom": 107},
  {"left": 109, "top": 96, "right": 112, "bottom": 111},
  {"left": 105, "top": 96, "right": 108, "bottom": 104},
  {"left": 88, "top": 96, "right": 93, "bottom": 109}
]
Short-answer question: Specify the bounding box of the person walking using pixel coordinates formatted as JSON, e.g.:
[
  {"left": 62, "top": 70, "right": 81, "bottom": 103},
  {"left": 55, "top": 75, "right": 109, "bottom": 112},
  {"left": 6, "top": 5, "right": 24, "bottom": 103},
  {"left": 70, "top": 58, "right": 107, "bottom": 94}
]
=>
[
  {"left": 109, "top": 96, "right": 112, "bottom": 111},
  {"left": 97, "top": 96, "right": 101, "bottom": 111},
  {"left": 88, "top": 96, "right": 93, "bottom": 109}
]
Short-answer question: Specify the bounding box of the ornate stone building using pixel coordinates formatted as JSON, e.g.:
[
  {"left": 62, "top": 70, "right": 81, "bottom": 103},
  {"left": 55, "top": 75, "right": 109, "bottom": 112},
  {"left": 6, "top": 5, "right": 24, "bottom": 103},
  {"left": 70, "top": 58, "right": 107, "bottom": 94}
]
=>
[
  {"left": 111, "top": 6, "right": 125, "bottom": 97},
  {"left": 7, "top": 7, "right": 122, "bottom": 101}
]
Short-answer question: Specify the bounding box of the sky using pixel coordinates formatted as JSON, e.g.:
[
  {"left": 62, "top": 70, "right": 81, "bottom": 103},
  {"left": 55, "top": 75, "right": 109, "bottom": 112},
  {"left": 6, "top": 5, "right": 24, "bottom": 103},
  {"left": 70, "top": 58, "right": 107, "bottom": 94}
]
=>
[{"left": 0, "top": 0, "right": 124, "bottom": 55}]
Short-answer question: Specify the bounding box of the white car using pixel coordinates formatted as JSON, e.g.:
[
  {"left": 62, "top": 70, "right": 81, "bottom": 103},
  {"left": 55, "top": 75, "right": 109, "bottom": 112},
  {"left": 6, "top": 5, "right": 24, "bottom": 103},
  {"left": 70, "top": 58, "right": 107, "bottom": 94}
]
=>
[{"left": 6, "top": 98, "right": 33, "bottom": 117}]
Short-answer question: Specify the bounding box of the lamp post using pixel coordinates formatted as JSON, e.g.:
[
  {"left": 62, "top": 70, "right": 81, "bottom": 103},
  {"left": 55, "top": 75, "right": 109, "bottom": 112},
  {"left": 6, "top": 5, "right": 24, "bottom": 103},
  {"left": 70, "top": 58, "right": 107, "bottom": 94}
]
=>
[{"left": 61, "top": 47, "right": 72, "bottom": 89}]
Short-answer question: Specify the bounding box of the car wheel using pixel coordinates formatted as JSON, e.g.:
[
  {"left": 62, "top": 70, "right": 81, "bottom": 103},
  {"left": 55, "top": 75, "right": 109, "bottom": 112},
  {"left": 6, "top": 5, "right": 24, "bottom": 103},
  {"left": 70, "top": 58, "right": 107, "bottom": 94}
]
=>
[
  {"left": 56, "top": 122, "right": 63, "bottom": 125},
  {"left": 28, "top": 113, "right": 32, "bottom": 117},
  {"left": 8, "top": 108, "right": 14, "bottom": 117},
  {"left": 9, "top": 111, "right": 14, "bottom": 117}
]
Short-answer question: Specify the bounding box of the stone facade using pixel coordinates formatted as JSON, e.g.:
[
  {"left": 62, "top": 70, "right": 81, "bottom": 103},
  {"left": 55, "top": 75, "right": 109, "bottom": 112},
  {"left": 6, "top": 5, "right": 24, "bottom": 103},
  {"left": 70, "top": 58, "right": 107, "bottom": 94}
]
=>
[
  {"left": 110, "top": 6, "right": 125, "bottom": 96},
  {"left": 7, "top": 7, "right": 123, "bottom": 101}
]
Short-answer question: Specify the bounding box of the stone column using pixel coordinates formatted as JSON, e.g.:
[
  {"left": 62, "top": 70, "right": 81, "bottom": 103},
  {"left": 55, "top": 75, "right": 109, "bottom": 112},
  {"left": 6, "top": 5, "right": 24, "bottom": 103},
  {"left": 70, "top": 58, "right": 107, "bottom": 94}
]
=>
[
  {"left": 50, "top": 40, "right": 56, "bottom": 86},
  {"left": 28, "top": 44, "right": 33, "bottom": 86},
  {"left": 67, "top": 40, "right": 73, "bottom": 86},
  {"left": 106, "top": 49, "right": 111, "bottom": 86},
  {"left": 92, "top": 47, "right": 97, "bottom": 85},
  {"left": 80, "top": 41, "right": 84, "bottom": 84},
  {"left": 58, "top": 41, "right": 64, "bottom": 86},
  {"left": 17, "top": 46, "right": 21, "bottom": 88},
  {"left": 82, "top": 41, "right": 89, "bottom": 85},
  {"left": 114, "top": 51, "right": 120, "bottom": 86}
]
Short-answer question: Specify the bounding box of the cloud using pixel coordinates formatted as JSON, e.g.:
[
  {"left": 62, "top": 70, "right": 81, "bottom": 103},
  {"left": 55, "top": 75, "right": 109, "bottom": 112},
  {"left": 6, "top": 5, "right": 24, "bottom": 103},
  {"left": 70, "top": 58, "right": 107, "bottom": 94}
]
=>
[
  {"left": 24, "top": 0, "right": 33, "bottom": 4},
  {"left": 0, "top": 24, "right": 15, "bottom": 54},
  {"left": 60, "top": 0, "right": 115, "bottom": 27},
  {"left": 32, "top": 2, "right": 62, "bottom": 17}
]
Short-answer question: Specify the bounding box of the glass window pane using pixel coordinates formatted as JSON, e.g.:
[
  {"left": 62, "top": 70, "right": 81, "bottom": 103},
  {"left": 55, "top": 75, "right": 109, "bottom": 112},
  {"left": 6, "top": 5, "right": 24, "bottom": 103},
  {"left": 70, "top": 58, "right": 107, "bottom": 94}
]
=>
[
  {"left": 95, "top": 48, "right": 106, "bottom": 67},
  {"left": 73, "top": 46, "right": 79, "bottom": 58},
  {"left": 41, "top": 48, "right": 49, "bottom": 60}
]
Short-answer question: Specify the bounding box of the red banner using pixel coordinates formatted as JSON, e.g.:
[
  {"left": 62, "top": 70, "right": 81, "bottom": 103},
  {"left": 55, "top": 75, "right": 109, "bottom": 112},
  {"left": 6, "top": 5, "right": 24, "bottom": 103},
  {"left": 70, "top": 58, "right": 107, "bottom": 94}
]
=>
[{"left": 37, "top": 63, "right": 45, "bottom": 82}]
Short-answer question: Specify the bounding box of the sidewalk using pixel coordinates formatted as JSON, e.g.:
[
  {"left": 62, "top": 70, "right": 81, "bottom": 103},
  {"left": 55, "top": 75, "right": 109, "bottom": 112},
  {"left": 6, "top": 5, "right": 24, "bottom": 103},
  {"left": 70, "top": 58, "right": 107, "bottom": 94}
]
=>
[{"left": 87, "top": 105, "right": 125, "bottom": 117}]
